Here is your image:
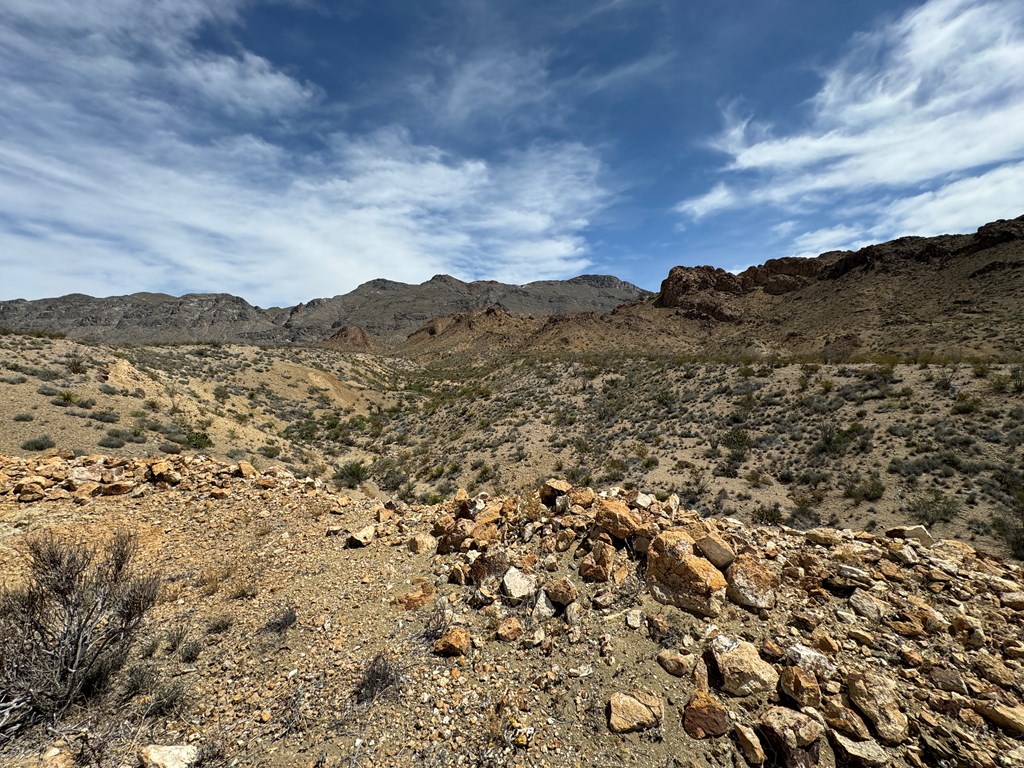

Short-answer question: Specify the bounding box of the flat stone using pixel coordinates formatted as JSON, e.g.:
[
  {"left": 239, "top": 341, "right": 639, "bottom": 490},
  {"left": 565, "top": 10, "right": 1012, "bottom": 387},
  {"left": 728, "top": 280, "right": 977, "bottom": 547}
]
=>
[
  {"left": 847, "top": 672, "right": 909, "bottom": 744},
  {"left": 138, "top": 745, "right": 198, "bottom": 768},
  {"left": 974, "top": 701, "right": 1024, "bottom": 735},
  {"left": 656, "top": 649, "right": 695, "bottom": 678},
  {"left": 695, "top": 531, "right": 736, "bottom": 570},
  {"left": 539, "top": 478, "right": 572, "bottom": 505},
  {"left": 849, "top": 590, "right": 884, "bottom": 623},
  {"left": 822, "top": 696, "right": 871, "bottom": 741},
  {"left": 885, "top": 525, "right": 934, "bottom": 547},
  {"left": 608, "top": 691, "right": 663, "bottom": 733},
  {"left": 829, "top": 731, "right": 890, "bottom": 767}
]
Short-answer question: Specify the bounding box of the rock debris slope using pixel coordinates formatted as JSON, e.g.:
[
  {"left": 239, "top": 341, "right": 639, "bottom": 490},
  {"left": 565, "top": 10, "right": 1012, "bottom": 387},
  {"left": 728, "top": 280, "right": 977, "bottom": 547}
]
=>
[{"left": 1, "top": 456, "right": 1023, "bottom": 767}]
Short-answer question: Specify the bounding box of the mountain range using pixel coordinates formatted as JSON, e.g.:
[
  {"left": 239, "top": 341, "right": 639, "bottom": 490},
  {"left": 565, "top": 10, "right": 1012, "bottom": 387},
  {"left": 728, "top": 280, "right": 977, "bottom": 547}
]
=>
[{"left": 2, "top": 214, "right": 1022, "bottom": 359}]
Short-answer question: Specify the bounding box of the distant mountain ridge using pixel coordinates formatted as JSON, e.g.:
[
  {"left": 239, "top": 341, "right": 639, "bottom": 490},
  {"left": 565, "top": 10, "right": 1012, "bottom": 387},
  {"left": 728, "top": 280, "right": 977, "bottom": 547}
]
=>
[{"left": 0, "top": 274, "right": 650, "bottom": 346}]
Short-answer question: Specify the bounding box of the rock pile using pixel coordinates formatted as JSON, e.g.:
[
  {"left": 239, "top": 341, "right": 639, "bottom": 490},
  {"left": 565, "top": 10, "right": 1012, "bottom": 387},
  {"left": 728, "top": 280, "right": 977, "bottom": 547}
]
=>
[{"left": 423, "top": 479, "right": 1024, "bottom": 767}]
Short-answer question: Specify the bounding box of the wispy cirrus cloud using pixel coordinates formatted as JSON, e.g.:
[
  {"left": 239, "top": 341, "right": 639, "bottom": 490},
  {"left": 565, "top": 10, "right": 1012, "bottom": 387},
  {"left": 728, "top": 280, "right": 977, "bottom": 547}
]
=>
[
  {"left": 0, "top": 1, "right": 611, "bottom": 305},
  {"left": 677, "top": 0, "right": 1024, "bottom": 250}
]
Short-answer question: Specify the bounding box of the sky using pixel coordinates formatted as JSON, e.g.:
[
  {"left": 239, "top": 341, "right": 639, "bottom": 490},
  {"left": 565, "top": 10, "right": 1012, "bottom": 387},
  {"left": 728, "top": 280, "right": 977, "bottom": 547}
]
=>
[{"left": 2, "top": 0, "right": 1023, "bottom": 308}]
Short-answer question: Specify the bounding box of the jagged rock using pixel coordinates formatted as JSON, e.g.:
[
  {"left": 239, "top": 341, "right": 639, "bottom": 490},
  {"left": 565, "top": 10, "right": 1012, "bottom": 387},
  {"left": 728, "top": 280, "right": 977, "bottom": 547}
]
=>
[
  {"left": 607, "top": 691, "right": 663, "bottom": 733},
  {"left": 594, "top": 498, "right": 643, "bottom": 540},
  {"left": 683, "top": 690, "right": 730, "bottom": 739},
  {"left": 579, "top": 541, "right": 616, "bottom": 582},
  {"left": 805, "top": 528, "right": 842, "bottom": 547},
  {"left": 138, "top": 745, "right": 198, "bottom": 768},
  {"left": 501, "top": 566, "right": 538, "bottom": 602},
  {"left": 725, "top": 553, "right": 777, "bottom": 610},
  {"left": 407, "top": 533, "right": 437, "bottom": 553},
  {"left": 786, "top": 644, "right": 837, "bottom": 679},
  {"left": 647, "top": 531, "right": 727, "bottom": 617},
  {"left": 711, "top": 634, "right": 780, "bottom": 697},
  {"left": 532, "top": 590, "right": 556, "bottom": 622},
  {"left": 496, "top": 617, "right": 524, "bottom": 642},
  {"left": 847, "top": 672, "right": 909, "bottom": 744},
  {"left": 544, "top": 577, "right": 579, "bottom": 606},
  {"left": 656, "top": 649, "right": 695, "bottom": 678},
  {"left": 929, "top": 667, "right": 968, "bottom": 695},
  {"left": 433, "top": 627, "right": 472, "bottom": 656},
  {"left": 780, "top": 666, "right": 821, "bottom": 709},
  {"left": 734, "top": 723, "right": 767, "bottom": 764},
  {"left": 829, "top": 731, "right": 890, "bottom": 766},
  {"left": 886, "top": 525, "right": 935, "bottom": 548},
  {"left": 347, "top": 525, "right": 375, "bottom": 548},
  {"left": 758, "top": 707, "right": 824, "bottom": 768},
  {"left": 539, "top": 479, "right": 572, "bottom": 506}
]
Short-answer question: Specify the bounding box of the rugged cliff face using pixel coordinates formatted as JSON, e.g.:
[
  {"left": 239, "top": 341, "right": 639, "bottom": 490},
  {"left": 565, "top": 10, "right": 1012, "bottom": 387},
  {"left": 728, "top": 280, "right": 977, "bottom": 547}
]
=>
[{"left": 0, "top": 275, "right": 650, "bottom": 346}]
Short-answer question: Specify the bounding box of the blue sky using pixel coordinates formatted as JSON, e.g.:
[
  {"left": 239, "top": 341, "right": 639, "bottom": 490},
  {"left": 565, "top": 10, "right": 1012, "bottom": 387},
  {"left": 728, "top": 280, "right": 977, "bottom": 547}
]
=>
[{"left": 2, "top": 0, "right": 1023, "bottom": 307}]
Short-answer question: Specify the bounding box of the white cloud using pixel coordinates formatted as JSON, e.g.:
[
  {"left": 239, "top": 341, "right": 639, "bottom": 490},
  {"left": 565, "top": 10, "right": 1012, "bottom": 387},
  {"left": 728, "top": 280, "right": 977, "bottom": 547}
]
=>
[
  {"left": 787, "top": 225, "right": 874, "bottom": 259},
  {"left": 678, "top": 0, "right": 1024, "bottom": 250},
  {"left": 675, "top": 183, "right": 736, "bottom": 219},
  {"left": 0, "top": 2, "right": 610, "bottom": 306}
]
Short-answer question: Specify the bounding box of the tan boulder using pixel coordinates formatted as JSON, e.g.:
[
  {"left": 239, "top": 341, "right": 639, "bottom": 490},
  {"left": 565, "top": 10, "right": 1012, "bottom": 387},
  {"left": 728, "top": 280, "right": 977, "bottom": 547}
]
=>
[
  {"left": 683, "top": 690, "right": 730, "bottom": 739},
  {"left": 594, "top": 498, "right": 644, "bottom": 540},
  {"left": 544, "top": 577, "right": 579, "bottom": 606},
  {"left": 694, "top": 531, "right": 736, "bottom": 570},
  {"left": 711, "top": 634, "right": 779, "bottom": 697},
  {"left": 579, "top": 541, "right": 616, "bottom": 582},
  {"left": 779, "top": 666, "right": 821, "bottom": 709},
  {"left": 607, "top": 691, "right": 663, "bottom": 733},
  {"left": 433, "top": 627, "right": 472, "bottom": 656},
  {"left": 758, "top": 707, "right": 824, "bottom": 768},
  {"left": 138, "top": 745, "right": 198, "bottom": 768},
  {"left": 647, "top": 531, "right": 726, "bottom": 617},
  {"left": 656, "top": 649, "right": 695, "bottom": 678}
]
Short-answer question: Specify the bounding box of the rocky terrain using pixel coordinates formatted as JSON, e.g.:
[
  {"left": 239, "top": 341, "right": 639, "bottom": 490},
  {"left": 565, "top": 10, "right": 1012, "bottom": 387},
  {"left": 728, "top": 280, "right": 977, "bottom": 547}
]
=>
[
  {"left": 0, "top": 275, "right": 648, "bottom": 347},
  {"left": 2, "top": 456, "right": 1024, "bottom": 767}
]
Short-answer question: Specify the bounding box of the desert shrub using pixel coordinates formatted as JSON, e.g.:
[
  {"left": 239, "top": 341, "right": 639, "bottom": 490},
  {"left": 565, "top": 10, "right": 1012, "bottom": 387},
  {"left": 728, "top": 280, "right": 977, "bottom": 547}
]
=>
[
  {"left": 752, "top": 504, "right": 783, "bottom": 526},
  {"left": 179, "top": 639, "right": 203, "bottom": 663},
  {"left": 12, "top": 413, "right": 33, "bottom": 422},
  {"left": 258, "top": 605, "right": 297, "bottom": 635},
  {"left": 0, "top": 375, "right": 27, "bottom": 385},
  {"left": 98, "top": 384, "right": 118, "bottom": 396},
  {"left": 334, "top": 460, "right": 369, "bottom": 488},
  {"left": 98, "top": 435, "right": 126, "bottom": 449},
  {"left": 36, "top": 384, "right": 58, "bottom": 397},
  {"left": 354, "top": 651, "right": 404, "bottom": 705},
  {"left": 186, "top": 431, "right": 213, "bottom": 450},
  {"left": 90, "top": 411, "right": 120, "bottom": 424},
  {"left": 158, "top": 442, "right": 183, "bottom": 455},
  {"left": 206, "top": 615, "right": 234, "bottom": 634},
  {"left": 0, "top": 530, "right": 159, "bottom": 742},
  {"left": 120, "top": 664, "right": 157, "bottom": 701},
  {"left": 258, "top": 444, "right": 281, "bottom": 459},
  {"left": 147, "top": 681, "right": 186, "bottom": 717},
  {"left": 20, "top": 435, "right": 54, "bottom": 451},
  {"left": 907, "top": 490, "right": 960, "bottom": 526},
  {"left": 844, "top": 474, "right": 885, "bottom": 504}
]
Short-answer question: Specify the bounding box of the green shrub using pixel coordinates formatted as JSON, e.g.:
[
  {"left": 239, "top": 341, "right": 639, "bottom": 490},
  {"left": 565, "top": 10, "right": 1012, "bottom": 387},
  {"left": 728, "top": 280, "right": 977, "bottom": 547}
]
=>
[
  {"left": 334, "top": 460, "right": 369, "bottom": 488},
  {"left": 20, "top": 435, "right": 54, "bottom": 451},
  {"left": 907, "top": 490, "right": 960, "bottom": 526},
  {"left": 12, "top": 413, "right": 33, "bottom": 422}
]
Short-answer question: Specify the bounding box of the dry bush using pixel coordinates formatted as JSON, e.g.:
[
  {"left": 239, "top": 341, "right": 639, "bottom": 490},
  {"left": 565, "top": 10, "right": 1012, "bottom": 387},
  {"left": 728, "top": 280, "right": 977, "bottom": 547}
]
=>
[{"left": 0, "top": 529, "right": 160, "bottom": 742}]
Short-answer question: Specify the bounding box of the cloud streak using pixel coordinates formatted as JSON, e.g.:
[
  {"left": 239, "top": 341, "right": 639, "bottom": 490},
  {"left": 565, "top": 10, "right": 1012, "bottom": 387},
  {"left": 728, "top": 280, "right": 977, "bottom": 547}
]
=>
[
  {"left": 678, "top": 0, "right": 1024, "bottom": 249},
  {"left": 0, "top": 1, "right": 610, "bottom": 306}
]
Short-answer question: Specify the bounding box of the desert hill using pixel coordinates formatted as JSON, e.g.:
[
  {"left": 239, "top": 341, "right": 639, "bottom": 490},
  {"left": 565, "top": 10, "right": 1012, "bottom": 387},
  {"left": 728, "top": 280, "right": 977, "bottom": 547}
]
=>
[
  {"left": 0, "top": 274, "right": 649, "bottom": 346},
  {"left": 399, "top": 215, "right": 1024, "bottom": 361}
]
